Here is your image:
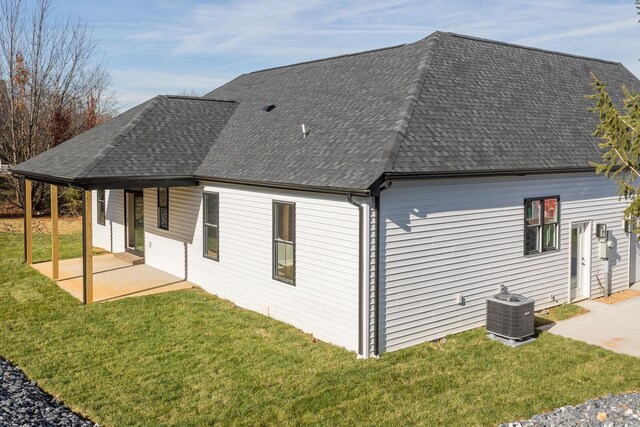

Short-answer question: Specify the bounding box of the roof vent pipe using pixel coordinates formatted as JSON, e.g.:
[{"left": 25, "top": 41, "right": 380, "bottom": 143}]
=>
[{"left": 302, "top": 124, "right": 310, "bottom": 139}]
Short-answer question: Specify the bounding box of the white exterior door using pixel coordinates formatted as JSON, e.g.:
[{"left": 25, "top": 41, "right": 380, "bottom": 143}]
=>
[{"left": 570, "top": 223, "right": 589, "bottom": 300}]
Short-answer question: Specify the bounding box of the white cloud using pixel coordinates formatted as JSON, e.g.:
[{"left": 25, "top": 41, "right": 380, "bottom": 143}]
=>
[
  {"left": 122, "top": 0, "right": 436, "bottom": 57},
  {"left": 87, "top": 0, "right": 640, "bottom": 109},
  {"left": 115, "top": 0, "right": 640, "bottom": 59}
]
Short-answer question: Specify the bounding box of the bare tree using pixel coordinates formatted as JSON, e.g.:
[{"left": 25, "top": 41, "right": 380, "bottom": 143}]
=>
[
  {"left": 0, "top": 0, "right": 116, "bottom": 212},
  {"left": 178, "top": 88, "right": 205, "bottom": 97}
]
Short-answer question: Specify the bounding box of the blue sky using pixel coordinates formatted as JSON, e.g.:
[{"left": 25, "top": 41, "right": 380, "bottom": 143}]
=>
[{"left": 52, "top": 0, "right": 640, "bottom": 111}]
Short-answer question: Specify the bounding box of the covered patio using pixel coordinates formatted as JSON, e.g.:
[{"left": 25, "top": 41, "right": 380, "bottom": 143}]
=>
[
  {"left": 10, "top": 96, "right": 221, "bottom": 304},
  {"left": 32, "top": 254, "right": 194, "bottom": 302},
  {"left": 18, "top": 175, "right": 197, "bottom": 304}
]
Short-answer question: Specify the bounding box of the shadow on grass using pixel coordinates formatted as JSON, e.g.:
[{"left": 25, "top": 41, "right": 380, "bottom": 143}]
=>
[{"left": 534, "top": 316, "right": 556, "bottom": 335}]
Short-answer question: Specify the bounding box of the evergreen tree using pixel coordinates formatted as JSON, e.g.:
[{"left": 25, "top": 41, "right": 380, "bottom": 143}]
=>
[{"left": 590, "top": 1, "right": 640, "bottom": 229}]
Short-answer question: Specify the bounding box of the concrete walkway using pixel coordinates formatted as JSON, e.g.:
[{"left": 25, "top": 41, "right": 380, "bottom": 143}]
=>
[
  {"left": 32, "top": 254, "right": 195, "bottom": 302},
  {"left": 548, "top": 291, "right": 640, "bottom": 357}
]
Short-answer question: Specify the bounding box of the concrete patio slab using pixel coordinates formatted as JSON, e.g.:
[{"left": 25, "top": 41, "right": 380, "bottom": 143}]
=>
[
  {"left": 547, "top": 294, "right": 640, "bottom": 358},
  {"left": 32, "top": 254, "right": 195, "bottom": 302}
]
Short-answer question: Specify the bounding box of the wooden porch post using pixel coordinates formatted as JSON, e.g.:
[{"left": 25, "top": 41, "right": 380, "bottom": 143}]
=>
[
  {"left": 82, "top": 190, "right": 93, "bottom": 304},
  {"left": 24, "top": 179, "right": 32, "bottom": 265},
  {"left": 51, "top": 185, "right": 59, "bottom": 280}
]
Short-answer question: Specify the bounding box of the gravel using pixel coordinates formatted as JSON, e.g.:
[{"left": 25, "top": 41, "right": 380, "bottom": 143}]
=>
[
  {"left": 0, "top": 357, "right": 97, "bottom": 427},
  {"left": 501, "top": 393, "right": 640, "bottom": 426}
]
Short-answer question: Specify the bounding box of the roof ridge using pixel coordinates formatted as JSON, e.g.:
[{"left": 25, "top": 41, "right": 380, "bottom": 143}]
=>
[
  {"left": 164, "top": 95, "right": 237, "bottom": 103},
  {"left": 447, "top": 32, "right": 621, "bottom": 65},
  {"left": 380, "top": 32, "right": 443, "bottom": 174},
  {"left": 78, "top": 95, "right": 164, "bottom": 178},
  {"left": 247, "top": 43, "right": 408, "bottom": 75}
]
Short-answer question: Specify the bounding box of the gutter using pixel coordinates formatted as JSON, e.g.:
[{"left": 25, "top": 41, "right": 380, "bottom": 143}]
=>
[
  {"left": 372, "top": 179, "right": 392, "bottom": 357},
  {"left": 9, "top": 170, "right": 199, "bottom": 189},
  {"left": 14, "top": 162, "right": 591, "bottom": 195},
  {"left": 346, "top": 194, "right": 365, "bottom": 357},
  {"left": 385, "top": 166, "right": 596, "bottom": 181},
  {"left": 198, "top": 176, "right": 371, "bottom": 197},
  {"left": 10, "top": 169, "right": 371, "bottom": 196},
  {"left": 10, "top": 170, "right": 83, "bottom": 187}
]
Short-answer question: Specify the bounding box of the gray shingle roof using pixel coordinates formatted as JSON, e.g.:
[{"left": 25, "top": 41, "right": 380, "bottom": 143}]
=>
[
  {"left": 12, "top": 32, "right": 640, "bottom": 191},
  {"left": 12, "top": 99, "right": 153, "bottom": 181},
  {"left": 196, "top": 36, "right": 438, "bottom": 190},
  {"left": 391, "top": 33, "right": 640, "bottom": 174},
  {"left": 11, "top": 95, "right": 237, "bottom": 181}
]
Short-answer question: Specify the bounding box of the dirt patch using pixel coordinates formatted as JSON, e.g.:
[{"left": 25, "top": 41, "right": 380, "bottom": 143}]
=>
[
  {"left": 595, "top": 289, "right": 640, "bottom": 305},
  {"left": 0, "top": 217, "right": 82, "bottom": 234}
]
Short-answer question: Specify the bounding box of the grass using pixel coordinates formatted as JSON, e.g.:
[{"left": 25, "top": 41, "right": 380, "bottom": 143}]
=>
[
  {"left": 0, "top": 217, "right": 107, "bottom": 262},
  {"left": 537, "top": 304, "right": 590, "bottom": 324},
  {"left": 0, "top": 232, "right": 639, "bottom": 426}
]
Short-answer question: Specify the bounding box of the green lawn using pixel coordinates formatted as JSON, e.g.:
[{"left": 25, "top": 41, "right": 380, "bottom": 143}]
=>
[
  {"left": 2, "top": 230, "right": 81, "bottom": 262},
  {"left": 1, "top": 229, "right": 105, "bottom": 262},
  {"left": 0, "top": 231, "right": 639, "bottom": 426},
  {"left": 538, "top": 303, "right": 590, "bottom": 323}
]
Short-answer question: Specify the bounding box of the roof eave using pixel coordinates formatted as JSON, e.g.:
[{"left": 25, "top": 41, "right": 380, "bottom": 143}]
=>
[
  {"left": 385, "top": 166, "right": 597, "bottom": 180},
  {"left": 10, "top": 169, "right": 372, "bottom": 196},
  {"left": 10, "top": 169, "right": 198, "bottom": 190},
  {"left": 195, "top": 176, "right": 371, "bottom": 197}
]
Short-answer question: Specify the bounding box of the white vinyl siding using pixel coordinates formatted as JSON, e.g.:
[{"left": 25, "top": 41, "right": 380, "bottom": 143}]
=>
[
  {"left": 188, "top": 182, "right": 361, "bottom": 351},
  {"left": 143, "top": 186, "right": 201, "bottom": 279},
  {"left": 92, "top": 189, "right": 125, "bottom": 253},
  {"left": 379, "top": 173, "right": 630, "bottom": 353}
]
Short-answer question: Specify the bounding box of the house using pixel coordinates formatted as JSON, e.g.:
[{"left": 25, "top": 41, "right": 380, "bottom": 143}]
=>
[{"left": 11, "top": 32, "right": 640, "bottom": 358}]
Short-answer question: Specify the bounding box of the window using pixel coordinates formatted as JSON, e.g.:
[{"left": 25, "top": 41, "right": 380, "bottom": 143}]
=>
[
  {"left": 525, "top": 196, "right": 559, "bottom": 255},
  {"left": 97, "top": 189, "right": 106, "bottom": 226},
  {"left": 157, "top": 188, "right": 169, "bottom": 230},
  {"left": 203, "top": 193, "right": 219, "bottom": 260},
  {"left": 273, "top": 201, "right": 295, "bottom": 284}
]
